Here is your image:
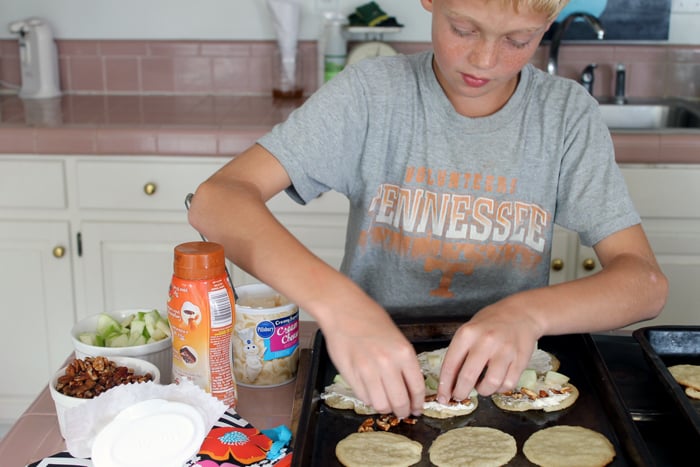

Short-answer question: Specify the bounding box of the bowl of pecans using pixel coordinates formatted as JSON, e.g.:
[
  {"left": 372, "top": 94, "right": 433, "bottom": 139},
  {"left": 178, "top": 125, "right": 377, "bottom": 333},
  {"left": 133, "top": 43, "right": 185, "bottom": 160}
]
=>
[{"left": 49, "top": 355, "right": 160, "bottom": 439}]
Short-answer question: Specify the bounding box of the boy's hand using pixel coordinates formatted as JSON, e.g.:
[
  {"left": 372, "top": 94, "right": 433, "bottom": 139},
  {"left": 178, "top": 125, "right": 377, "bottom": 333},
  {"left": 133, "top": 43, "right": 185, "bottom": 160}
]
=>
[
  {"left": 320, "top": 300, "right": 425, "bottom": 419},
  {"left": 436, "top": 303, "right": 541, "bottom": 403}
]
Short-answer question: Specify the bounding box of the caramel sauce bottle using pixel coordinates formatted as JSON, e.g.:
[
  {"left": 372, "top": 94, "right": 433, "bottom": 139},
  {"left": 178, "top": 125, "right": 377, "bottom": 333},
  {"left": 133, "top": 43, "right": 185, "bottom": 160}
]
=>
[{"left": 167, "top": 241, "right": 237, "bottom": 407}]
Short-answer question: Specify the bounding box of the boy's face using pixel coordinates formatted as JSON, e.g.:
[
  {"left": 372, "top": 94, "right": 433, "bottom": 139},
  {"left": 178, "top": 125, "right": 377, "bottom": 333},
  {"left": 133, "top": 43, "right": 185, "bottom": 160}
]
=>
[{"left": 421, "top": 0, "right": 552, "bottom": 117}]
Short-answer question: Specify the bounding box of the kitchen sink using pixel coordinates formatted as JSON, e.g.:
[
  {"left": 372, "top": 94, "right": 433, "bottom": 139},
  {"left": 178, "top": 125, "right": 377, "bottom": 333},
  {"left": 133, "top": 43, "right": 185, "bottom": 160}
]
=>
[{"left": 598, "top": 99, "right": 700, "bottom": 130}]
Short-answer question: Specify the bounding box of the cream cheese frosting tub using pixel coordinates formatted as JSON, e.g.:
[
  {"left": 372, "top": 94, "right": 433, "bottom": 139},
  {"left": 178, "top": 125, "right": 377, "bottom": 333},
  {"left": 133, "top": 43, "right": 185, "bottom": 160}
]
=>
[{"left": 233, "top": 283, "right": 300, "bottom": 387}]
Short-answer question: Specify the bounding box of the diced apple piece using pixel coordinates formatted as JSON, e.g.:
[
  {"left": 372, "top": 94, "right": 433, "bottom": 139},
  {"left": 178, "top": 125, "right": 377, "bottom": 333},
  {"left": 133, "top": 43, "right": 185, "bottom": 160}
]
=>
[
  {"left": 143, "top": 312, "right": 157, "bottom": 338},
  {"left": 155, "top": 319, "right": 171, "bottom": 337},
  {"left": 129, "top": 319, "right": 146, "bottom": 338},
  {"left": 425, "top": 374, "right": 439, "bottom": 391},
  {"left": 333, "top": 374, "right": 352, "bottom": 389},
  {"left": 106, "top": 332, "right": 129, "bottom": 347},
  {"left": 95, "top": 334, "right": 105, "bottom": 347},
  {"left": 129, "top": 335, "right": 147, "bottom": 346},
  {"left": 427, "top": 353, "right": 442, "bottom": 370},
  {"left": 120, "top": 314, "right": 135, "bottom": 328},
  {"left": 544, "top": 370, "right": 570, "bottom": 386},
  {"left": 517, "top": 368, "right": 538, "bottom": 390},
  {"left": 96, "top": 314, "right": 121, "bottom": 336},
  {"left": 78, "top": 332, "right": 98, "bottom": 345}
]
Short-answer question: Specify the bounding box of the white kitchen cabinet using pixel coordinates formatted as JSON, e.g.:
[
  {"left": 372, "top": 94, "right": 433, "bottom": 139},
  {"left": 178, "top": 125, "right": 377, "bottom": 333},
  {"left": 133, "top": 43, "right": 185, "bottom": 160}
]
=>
[
  {"left": 79, "top": 221, "right": 204, "bottom": 314},
  {"left": 0, "top": 157, "right": 75, "bottom": 423},
  {"left": 620, "top": 165, "right": 700, "bottom": 329},
  {"left": 74, "top": 157, "right": 228, "bottom": 318},
  {"left": 550, "top": 165, "right": 700, "bottom": 329},
  {"left": 75, "top": 157, "right": 349, "bottom": 322},
  {"left": 0, "top": 154, "right": 348, "bottom": 424}
]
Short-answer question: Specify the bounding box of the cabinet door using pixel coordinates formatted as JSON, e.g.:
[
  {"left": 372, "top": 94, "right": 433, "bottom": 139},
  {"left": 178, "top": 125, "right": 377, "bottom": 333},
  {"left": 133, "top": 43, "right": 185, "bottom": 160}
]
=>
[
  {"left": 549, "top": 226, "right": 578, "bottom": 285},
  {"left": 624, "top": 218, "right": 700, "bottom": 329},
  {"left": 0, "top": 221, "right": 75, "bottom": 420},
  {"left": 620, "top": 166, "right": 700, "bottom": 328},
  {"left": 79, "top": 221, "right": 204, "bottom": 318}
]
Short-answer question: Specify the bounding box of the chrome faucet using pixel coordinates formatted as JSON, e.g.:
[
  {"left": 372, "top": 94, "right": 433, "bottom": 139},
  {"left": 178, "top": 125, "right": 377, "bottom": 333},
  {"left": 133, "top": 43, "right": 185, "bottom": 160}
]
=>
[
  {"left": 547, "top": 13, "right": 605, "bottom": 75},
  {"left": 580, "top": 63, "right": 597, "bottom": 95},
  {"left": 614, "top": 63, "right": 627, "bottom": 104}
]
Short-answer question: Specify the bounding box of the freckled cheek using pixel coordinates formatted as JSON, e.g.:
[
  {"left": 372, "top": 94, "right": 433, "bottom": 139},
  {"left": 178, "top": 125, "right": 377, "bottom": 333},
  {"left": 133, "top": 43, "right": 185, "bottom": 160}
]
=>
[{"left": 498, "top": 50, "right": 535, "bottom": 75}]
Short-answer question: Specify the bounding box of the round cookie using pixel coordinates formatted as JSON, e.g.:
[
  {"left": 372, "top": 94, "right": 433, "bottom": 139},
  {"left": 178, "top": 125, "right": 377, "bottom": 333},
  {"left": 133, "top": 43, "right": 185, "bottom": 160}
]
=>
[
  {"left": 335, "top": 431, "right": 422, "bottom": 467},
  {"left": 523, "top": 425, "right": 615, "bottom": 467},
  {"left": 429, "top": 426, "right": 516, "bottom": 467},
  {"left": 668, "top": 364, "right": 700, "bottom": 390}
]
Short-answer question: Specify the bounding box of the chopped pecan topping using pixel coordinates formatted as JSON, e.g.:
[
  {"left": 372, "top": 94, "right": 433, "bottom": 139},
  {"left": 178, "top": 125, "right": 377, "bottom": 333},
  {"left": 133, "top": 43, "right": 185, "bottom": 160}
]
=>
[
  {"left": 520, "top": 388, "right": 538, "bottom": 400},
  {"left": 55, "top": 356, "right": 153, "bottom": 399},
  {"left": 356, "top": 414, "right": 419, "bottom": 432}
]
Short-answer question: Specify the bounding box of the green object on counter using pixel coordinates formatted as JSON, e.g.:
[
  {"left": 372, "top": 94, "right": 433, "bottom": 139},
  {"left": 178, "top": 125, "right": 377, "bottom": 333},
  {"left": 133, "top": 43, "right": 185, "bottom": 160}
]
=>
[{"left": 348, "top": 2, "right": 403, "bottom": 27}]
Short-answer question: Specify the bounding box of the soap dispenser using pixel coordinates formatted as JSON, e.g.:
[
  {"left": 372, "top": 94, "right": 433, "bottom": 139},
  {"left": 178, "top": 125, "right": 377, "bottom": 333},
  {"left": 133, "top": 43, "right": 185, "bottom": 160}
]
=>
[{"left": 9, "top": 17, "right": 61, "bottom": 99}]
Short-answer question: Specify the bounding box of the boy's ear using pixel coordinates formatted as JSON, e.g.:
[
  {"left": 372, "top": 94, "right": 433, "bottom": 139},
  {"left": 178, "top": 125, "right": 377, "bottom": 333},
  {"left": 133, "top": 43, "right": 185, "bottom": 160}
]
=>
[{"left": 420, "top": 0, "right": 434, "bottom": 13}]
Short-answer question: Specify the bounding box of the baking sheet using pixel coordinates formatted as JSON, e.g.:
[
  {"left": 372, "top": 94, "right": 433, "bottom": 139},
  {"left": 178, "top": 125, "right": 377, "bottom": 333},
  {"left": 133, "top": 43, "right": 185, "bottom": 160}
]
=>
[
  {"left": 293, "top": 322, "right": 653, "bottom": 466},
  {"left": 633, "top": 325, "right": 700, "bottom": 439}
]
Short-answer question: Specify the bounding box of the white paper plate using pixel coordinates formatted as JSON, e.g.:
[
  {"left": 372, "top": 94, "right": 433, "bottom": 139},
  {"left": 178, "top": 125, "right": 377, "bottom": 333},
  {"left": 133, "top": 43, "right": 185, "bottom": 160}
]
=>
[{"left": 91, "top": 398, "right": 205, "bottom": 467}]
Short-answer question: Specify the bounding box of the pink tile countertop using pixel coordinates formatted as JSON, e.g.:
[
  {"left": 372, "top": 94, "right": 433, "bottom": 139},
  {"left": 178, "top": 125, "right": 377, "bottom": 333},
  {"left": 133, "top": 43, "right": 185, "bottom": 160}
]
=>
[
  {"left": 0, "top": 321, "right": 321, "bottom": 467},
  {"left": 0, "top": 93, "right": 699, "bottom": 163},
  {"left": 0, "top": 94, "right": 305, "bottom": 157}
]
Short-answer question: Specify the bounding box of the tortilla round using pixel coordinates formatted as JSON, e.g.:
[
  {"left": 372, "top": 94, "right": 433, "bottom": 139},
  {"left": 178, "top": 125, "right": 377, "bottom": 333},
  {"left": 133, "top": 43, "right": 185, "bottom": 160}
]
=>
[
  {"left": 322, "top": 392, "right": 378, "bottom": 415},
  {"left": 429, "top": 426, "right": 516, "bottom": 467},
  {"left": 523, "top": 425, "right": 615, "bottom": 467},
  {"left": 422, "top": 393, "right": 478, "bottom": 419},
  {"left": 668, "top": 364, "right": 700, "bottom": 390},
  {"left": 686, "top": 386, "right": 700, "bottom": 399},
  {"left": 491, "top": 383, "right": 579, "bottom": 412},
  {"left": 335, "top": 431, "right": 422, "bottom": 467}
]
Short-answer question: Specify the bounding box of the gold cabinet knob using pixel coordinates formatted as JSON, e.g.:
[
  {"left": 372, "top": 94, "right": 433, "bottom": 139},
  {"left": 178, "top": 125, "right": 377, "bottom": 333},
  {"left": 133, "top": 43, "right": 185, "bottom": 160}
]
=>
[
  {"left": 582, "top": 258, "right": 596, "bottom": 271},
  {"left": 53, "top": 246, "right": 66, "bottom": 258},
  {"left": 551, "top": 258, "right": 564, "bottom": 271},
  {"left": 143, "top": 182, "right": 157, "bottom": 196}
]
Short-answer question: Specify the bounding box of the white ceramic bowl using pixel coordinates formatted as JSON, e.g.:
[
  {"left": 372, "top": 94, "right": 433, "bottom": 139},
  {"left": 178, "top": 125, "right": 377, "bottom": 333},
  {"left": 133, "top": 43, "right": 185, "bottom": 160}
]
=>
[
  {"left": 71, "top": 309, "right": 172, "bottom": 384},
  {"left": 49, "top": 356, "right": 160, "bottom": 439}
]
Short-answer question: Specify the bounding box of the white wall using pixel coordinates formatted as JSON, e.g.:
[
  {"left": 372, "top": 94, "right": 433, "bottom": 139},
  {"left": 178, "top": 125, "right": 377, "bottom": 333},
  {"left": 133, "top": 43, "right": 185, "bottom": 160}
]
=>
[
  {"left": 0, "top": 0, "right": 430, "bottom": 41},
  {"left": 1, "top": 0, "right": 698, "bottom": 44}
]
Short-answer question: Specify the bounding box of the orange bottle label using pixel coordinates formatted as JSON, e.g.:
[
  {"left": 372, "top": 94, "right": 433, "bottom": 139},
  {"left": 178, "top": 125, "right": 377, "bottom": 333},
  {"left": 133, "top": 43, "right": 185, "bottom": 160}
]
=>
[{"left": 167, "top": 274, "right": 237, "bottom": 407}]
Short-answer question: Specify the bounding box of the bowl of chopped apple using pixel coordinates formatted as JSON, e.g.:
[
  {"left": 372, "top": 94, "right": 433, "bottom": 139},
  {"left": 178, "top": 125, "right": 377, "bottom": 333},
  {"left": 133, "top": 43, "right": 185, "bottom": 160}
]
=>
[{"left": 71, "top": 309, "right": 172, "bottom": 384}]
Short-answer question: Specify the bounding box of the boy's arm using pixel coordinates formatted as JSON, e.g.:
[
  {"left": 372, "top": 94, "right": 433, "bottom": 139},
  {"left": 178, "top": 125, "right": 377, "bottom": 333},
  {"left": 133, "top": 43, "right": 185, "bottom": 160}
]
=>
[
  {"left": 437, "top": 224, "right": 668, "bottom": 404},
  {"left": 188, "top": 144, "right": 426, "bottom": 418}
]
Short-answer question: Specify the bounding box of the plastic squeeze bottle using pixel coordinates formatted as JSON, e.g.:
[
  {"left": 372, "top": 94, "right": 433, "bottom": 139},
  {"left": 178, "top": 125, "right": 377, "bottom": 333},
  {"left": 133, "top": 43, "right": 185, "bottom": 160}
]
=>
[{"left": 167, "top": 241, "right": 237, "bottom": 407}]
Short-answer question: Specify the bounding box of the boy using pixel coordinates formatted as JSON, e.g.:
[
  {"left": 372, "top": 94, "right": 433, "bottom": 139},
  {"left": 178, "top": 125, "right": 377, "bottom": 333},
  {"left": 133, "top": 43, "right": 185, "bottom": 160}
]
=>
[{"left": 189, "top": 0, "right": 667, "bottom": 419}]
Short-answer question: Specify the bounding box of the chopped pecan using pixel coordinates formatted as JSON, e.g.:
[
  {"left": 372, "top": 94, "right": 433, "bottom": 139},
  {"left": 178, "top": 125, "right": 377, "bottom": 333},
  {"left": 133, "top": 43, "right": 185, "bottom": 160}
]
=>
[
  {"left": 55, "top": 356, "right": 153, "bottom": 399},
  {"left": 521, "top": 387, "right": 538, "bottom": 400},
  {"left": 376, "top": 419, "right": 391, "bottom": 431}
]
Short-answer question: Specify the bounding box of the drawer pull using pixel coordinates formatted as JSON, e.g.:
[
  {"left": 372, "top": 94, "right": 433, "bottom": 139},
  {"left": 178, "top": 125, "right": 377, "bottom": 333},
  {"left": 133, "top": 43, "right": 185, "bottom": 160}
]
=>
[
  {"left": 143, "top": 182, "right": 157, "bottom": 196},
  {"left": 582, "top": 258, "right": 596, "bottom": 271},
  {"left": 551, "top": 258, "right": 564, "bottom": 271},
  {"left": 53, "top": 246, "right": 66, "bottom": 258}
]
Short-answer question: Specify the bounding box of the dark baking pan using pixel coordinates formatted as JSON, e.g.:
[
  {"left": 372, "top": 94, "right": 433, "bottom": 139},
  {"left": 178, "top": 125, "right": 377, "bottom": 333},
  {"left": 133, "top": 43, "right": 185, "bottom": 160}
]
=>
[
  {"left": 293, "top": 322, "right": 653, "bottom": 466},
  {"left": 633, "top": 326, "right": 700, "bottom": 439}
]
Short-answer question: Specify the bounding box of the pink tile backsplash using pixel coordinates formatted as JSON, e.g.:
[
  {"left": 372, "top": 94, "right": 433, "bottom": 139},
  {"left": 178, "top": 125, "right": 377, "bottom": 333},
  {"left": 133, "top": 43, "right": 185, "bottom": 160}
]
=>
[
  {"left": 0, "top": 38, "right": 697, "bottom": 160},
  {"left": 0, "top": 38, "right": 696, "bottom": 98}
]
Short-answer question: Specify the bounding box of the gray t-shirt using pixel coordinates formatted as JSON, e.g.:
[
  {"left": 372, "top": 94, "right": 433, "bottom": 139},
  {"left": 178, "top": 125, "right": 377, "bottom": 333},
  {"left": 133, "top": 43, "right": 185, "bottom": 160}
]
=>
[{"left": 258, "top": 51, "right": 639, "bottom": 320}]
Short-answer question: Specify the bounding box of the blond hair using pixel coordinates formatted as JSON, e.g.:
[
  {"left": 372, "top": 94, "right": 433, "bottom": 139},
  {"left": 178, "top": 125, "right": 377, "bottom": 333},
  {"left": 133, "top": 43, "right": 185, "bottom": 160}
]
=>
[{"left": 493, "top": 0, "right": 570, "bottom": 21}]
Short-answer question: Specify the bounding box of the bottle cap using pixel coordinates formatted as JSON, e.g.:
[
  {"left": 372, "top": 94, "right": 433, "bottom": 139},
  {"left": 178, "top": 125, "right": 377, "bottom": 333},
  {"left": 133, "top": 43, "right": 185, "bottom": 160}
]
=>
[{"left": 174, "top": 241, "right": 226, "bottom": 280}]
